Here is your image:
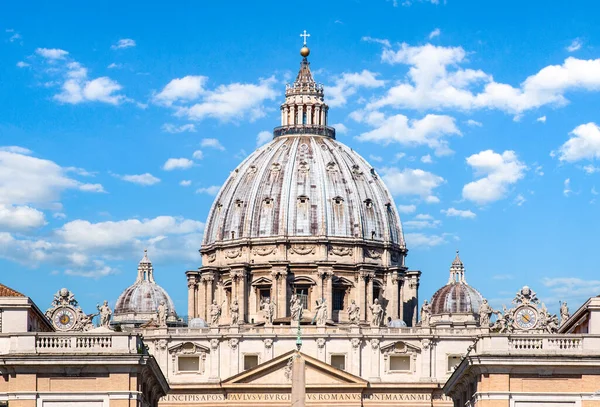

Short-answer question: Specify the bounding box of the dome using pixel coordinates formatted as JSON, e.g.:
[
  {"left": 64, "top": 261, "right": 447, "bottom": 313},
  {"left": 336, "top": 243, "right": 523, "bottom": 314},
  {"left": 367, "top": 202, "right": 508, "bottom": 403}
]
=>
[
  {"left": 430, "top": 251, "right": 483, "bottom": 315},
  {"left": 114, "top": 250, "right": 177, "bottom": 327},
  {"left": 189, "top": 318, "right": 209, "bottom": 328},
  {"left": 388, "top": 319, "right": 408, "bottom": 328}
]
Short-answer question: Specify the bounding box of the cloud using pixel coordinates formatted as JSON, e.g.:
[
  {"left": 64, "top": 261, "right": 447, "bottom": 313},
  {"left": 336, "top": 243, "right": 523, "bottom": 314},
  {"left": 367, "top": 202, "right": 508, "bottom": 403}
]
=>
[
  {"left": 153, "top": 76, "right": 207, "bottom": 106},
  {"left": 397, "top": 204, "right": 417, "bottom": 214},
  {"left": 404, "top": 232, "right": 447, "bottom": 247},
  {"left": 368, "top": 42, "right": 600, "bottom": 115},
  {"left": 428, "top": 28, "right": 441, "bottom": 39},
  {"left": 361, "top": 36, "right": 391, "bottom": 48},
  {"left": 441, "top": 207, "right": 476, "bottom": 219},
  {"left": 162, "top": 123, "right": 197, "bottom": 133},
  {"left": 326, "top": 70, "right": 385, "bottom": 107},
  {"left": 196, "top": 186, "right": 221, "bottom": 196},
  {"left": 162, "top": 158, "right": 194, "bottom": 171},
  {"left": 0, "top": 205, "right": 46, "bottom": 230},
  {"left": 421, "top": 154, "right": 432, "bottom": 163},
  {"left": 466, "top": 119, "right": 482, "bottom": 127},
  {"left": 180, "top": 180, "right": 192, "bottom": 187},
  {"left": 381, "top": 167, "right": 445, "bottom": 202},
  {"left": 0, "top": 148, "right": 104, "bottom": 208},
  {"left": 119, "top": 173, "right": 161, "bottom": 186},
  {"left": 55, "top": 76, "right": 125, "bottom": 105},
  {"left": 111, "top": 38, "right": 136, "bottom": 50},
  {"left": 354, "top": 112, "right": 461, "bottom": 156},
  {"left": 542, "top": 277, "right": 600, "bottom": 305},
  {"left": 403, "top": 214, "right": 442, "bottom": 229},
  {"left": 583, "top": 165, "right": 600, "bottom": 174},
  {"left": 566, "top": 38, "right": 582, "bottom": 52},
  {"left": 107, "top": 63, "right": 121, "bottom": 69},
  {"left": 256, "top": 130, "right": 272, "bottom": 146},
  {"left": 536, "top": 116, "right": 546, "bottom": 123},
  {"left": 176, "top": 77, "right": 277, "bottom": 122},
  {"left": 556, "top": 123, "right": 600, "bottom": 162},
  {"left": 462, "top": 150, "right": 526, "bottom": 204},
  {"left": 36, "top": 48, "right": 69, "bottom": 60},
  {"left": 514, "top": 194, "right": 526, "bottom": 206},
  {"left": 192, "top": 150, "right": 204, "bottom": 160},
  {"left": 369, "top": 155, "right": 383, "bottom": 162},
  {"left": 16, "top": 61, "right": 29, "bottom": 68},
  {"left": 200, "top": 138, "right": 225, "bottom": 151},
  {"left": 563, "top": 178, "right": 572, "bottom": 197},
  {"left": 332, "top": 123, "right": 348, "bottom": 135}
]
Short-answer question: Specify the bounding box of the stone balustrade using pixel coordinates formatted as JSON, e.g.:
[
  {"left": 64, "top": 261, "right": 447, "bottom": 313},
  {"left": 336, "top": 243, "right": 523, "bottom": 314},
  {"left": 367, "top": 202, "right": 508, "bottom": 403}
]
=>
[
  {"left": 0, "top": 332, "right": 142, "bottom": 354},
  {"left": 472, "top": 334, "right": 600, "bottom": 354}
]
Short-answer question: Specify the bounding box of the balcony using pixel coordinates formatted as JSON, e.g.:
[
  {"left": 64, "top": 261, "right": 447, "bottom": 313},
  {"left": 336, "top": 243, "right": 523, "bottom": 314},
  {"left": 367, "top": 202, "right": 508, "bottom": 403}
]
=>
[
  {"left": 0, "top": 332, "right": 143, "bottom": 354},
  {"left": 472, "top": 334, "right": 600, "bottom": 355},
  {"left": 273, "top": 125, "right": 336, "bottom": 139}
]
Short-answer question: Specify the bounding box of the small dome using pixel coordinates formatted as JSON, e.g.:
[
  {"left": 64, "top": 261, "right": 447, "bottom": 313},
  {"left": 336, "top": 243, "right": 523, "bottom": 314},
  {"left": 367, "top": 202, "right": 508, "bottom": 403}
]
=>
[
  {"left": 113, "top": 250, "right": 177, "bottom": 326},
  {"left": 430, "top": 251, "right": 483, "bottom": 315},
  {"left": 189, "top": 318, "right": 209, "bottom": 328},
  {"left": 388, "top": 319, "right": 408, "bottom": 328}
]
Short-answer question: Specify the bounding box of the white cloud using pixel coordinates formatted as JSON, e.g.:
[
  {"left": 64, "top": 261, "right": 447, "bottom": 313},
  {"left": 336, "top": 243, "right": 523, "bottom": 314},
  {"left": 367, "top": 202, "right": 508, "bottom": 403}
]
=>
[
  {"left": 421, "top": 154, "right": 432, "bottom": 163},
  {"left": 0, "top": 205, "right": 46, "bottom": 230},
  {"left": 16, "top": 61, "right": 29, "bottom": 68},
  {"left": 163, "top": 158, "right": 194, "bottom": 171},
  {"left": 404, "top": 232, "right": 446, "bottom": 247},
  {"left": 107, "top": 63, "right": 121, "bottom": 69},
  {"left": 466, "top": 119, "right": 482, "bottom": 127},
  {"left": 119, "top": 173, "right": 160, "bottom": 186},
  {"left": 55, "top": 76, "right": 125, "bottom": 105},
  {"left": 53, "top": 212, "right": 67, "bottom": 219},
  {"left": 333, "top": 123, "right": 348, "bottom": 135},
  {"left": 462, "top": 150, "right": 526, "bottom": 204},
  {"left": 514, "top": 194, "right": 526, "bottom": 206},
  {"left": 326, "top": 70, "right": 385, "bottom": 107},
  {"left": 361, "top": 36, "right": 391, "bottom": 48},
  {"left": 428, "top": 28, "right": 441, "bottom": 39},
  {"left": 180, "top": 180, "right": 192, "bottom": 187},
  {"left": 381, "top": 167, "right": 445, "bottom": 203},
  {"left": 0, "top": 148, "right": 104, "bottom": 208},
  {"left": 192, "top": 150, "right": 204, "bottom": 160},
  {"left": 201, "top": 138, "right": 225, "bottom": 151},
  {"left": 176, "top": 77, "right": 277, "bottom": 122},
  {"left": 441, "top": 207, "right": 476, "bottom": 219},
  {"left": 154, "top": 76, "right": 207, "bottom": 106},
  {"left": 592, "top": 187, "right": 599, "bottom": 196},
  {"left": 563, "top": 178, "right": 572, "bottom": 197},
  {"left": 196, "top": 186, "right": 221, "bottom": 196},
  {"left": 397, "top": 204, "right": 417, "bottom": 214},
  {"left": 543, "top": 277, "right": 600, "bottom": 305},
  {"left": 35, "top": 48, "right": 69, "bottom": 60},
  {"left": 355, "top": 112, "right": 461, "bottom": 156},
  {"left": 403, "top": 214, "right": 441, "bottom": 229},
  {"left": 368, "top": 42, "right": 600, "bottom": 115},
  {"left": 536, "top": 115, "right": 547, "bottom": 123},
  {"left": 78, "top": 183, "right": 105, "bottom": 193},
  {"left": 111, "top": 38, "right": 136, "bottom": 50},
  {"left": 161, "top": 123, "right": 197, "bottom": 133},
  {"left": 583, "top": 165, "right": 600, "bottom": 174},
  {"left": 566, "top": 38, "right": 582, "bottom": 52},
  {"left": 556, "top": 123, "right": 600, "bottom": 162},
  {"left": 256, "top": 130, "right": 272, "bottom": 146}
]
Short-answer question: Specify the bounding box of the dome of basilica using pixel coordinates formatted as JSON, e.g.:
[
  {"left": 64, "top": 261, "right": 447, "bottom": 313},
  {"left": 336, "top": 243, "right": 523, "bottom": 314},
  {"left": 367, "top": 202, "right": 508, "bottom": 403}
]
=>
[
  {"left": 113, "top": 250, "right": 177, "bottom": 328},
  {"left": 428, "top": 252, "right": 484, "bottom": 325}
]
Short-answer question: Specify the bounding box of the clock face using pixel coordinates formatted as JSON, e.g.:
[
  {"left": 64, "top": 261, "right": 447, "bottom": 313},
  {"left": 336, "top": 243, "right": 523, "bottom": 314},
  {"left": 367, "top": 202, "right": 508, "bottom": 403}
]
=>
[
  {"left": 515, "top": 306, "right": 538, "bottom": 330},
  {"left": 52, "top": 307, "right": 77, "bottom": 331}
]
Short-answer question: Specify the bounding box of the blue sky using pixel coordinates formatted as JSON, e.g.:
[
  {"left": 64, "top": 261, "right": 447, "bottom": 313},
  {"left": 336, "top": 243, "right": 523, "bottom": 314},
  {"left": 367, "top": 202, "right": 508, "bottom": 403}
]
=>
[{"left": 1, "top": 0, "right": 600, "bottom": 318}]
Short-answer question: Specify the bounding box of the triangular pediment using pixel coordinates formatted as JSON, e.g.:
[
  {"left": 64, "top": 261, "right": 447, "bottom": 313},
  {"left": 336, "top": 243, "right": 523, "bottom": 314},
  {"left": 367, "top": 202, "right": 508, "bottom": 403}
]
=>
[
  {"left": 222, "top": 350, "right": 367, "bottom": 388},
  {"left": 380, "top": 340, "right": 421, "bottom": 353}
]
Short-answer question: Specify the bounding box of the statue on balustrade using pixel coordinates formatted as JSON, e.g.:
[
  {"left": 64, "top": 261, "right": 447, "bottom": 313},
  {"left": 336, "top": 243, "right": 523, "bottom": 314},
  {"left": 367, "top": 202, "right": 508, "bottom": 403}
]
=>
[
  {"left": 290, "top": 295, "right": 303, "bottom": 326},
  {"left": 420, "top": 300, "right": 432, "bottom": 327},
  {"left": 478, "top": 299, "right": 495, "bottom": 328},
  {"left": 560, "top": 301, "right": 570, "bottom": 326},
  {"left": 210, "top": 299, "right": 223, "bottom": 326},
  {"left": 230, "top": 300, "right": 240, "bottom": 326},
  {"left": 97, "top": 300, "right": 112, "bottom": 328},
  {"left": 347, "top": 299, "right": 360, "bottom": 325},
  {"left": 261, "top": 298, "right": 276, "bottom": 325},
  {"left": 157, "top": 300, "right": 167, "bottom": 327},
  {"left": 369, "top": 298, "right": 384, "bottom": 327},
  {"left": 314, "top": 298, "right": 328, "bottom": 326}
]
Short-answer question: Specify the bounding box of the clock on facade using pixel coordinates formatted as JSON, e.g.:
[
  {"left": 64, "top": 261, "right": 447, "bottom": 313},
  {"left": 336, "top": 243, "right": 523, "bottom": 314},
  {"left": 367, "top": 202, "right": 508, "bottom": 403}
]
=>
[
  {"left": 514, "top": 306, "right": 538, "bottom": 330},
  {"left": 51, "top": 306, "right": 78, "bottom": 331}
]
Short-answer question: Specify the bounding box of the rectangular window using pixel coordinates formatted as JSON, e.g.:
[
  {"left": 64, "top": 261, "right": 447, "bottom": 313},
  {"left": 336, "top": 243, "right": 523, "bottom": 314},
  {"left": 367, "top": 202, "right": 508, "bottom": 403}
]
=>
[
  {"left": 244, "top": 354, "right": 259, "bottom": 370},
  {"left": 330, "top": 354, "right": 346, "bottom": 371},
  {"left": 447, "top": 355, "right": 462, "bottom": 372},
  {"left": 259, "top": 288, "right": 270, "bottom": 302},
  {"left": 333, "top": 289, "right": 345, "bottom": 311},
  {"left": 178, "top": 356, "right": 200, "bottom": 372},
  {"left": 296, "top": 287, "right": 309, "bottom": 309},
  {"left": 389, "top": 355, "right": 411, "bottom": 372}
]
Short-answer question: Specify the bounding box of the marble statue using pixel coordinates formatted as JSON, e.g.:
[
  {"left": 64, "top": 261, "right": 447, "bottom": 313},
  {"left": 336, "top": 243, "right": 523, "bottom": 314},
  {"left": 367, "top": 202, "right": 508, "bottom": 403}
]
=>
[
  {"left": 420, "top": 300, "right": 432, "bottom": 327},
  {"left": 97, "top": 300, "right": 112, "bottom": 328},
  {"left": 261, "top": 298, "right": 276, "bottom": 325},
  {"left": 314, "top": 298, "right": 328, "bottom": 326},
  {"left": 157, "top": 300, "right": 167, "bottom": 327},
  {"left": 347, "top": 299, "right": 360, "bottom": 325},
  {"left": 369, "top": 298, "right": 383, "bottom": 327},
  {"left": 560, "top": 301, "right": 570, "bottom": 325},
  {"left": 478, "top": 299, "right": 494, "bottom": 327},
  {"left": 230, "top": 300, "right": 240, "bottom": 326},
  {"left": 210, "top": 299, "right": 223, "bottom": 326},
  {"left": 290, "top": 296, "right": 303, "bottom": 325}
]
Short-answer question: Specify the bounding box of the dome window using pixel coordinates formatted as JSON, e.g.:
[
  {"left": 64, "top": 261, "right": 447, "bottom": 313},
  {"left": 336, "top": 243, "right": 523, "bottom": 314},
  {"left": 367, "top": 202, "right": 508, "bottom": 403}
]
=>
[
  {"left": 263, "top": 197, "right": 273, "bottom": 205},
  {"left": 235, "top": 199, "right": 244, "bottom": 208},
  {"left": 371, "top": 230, "right": 376, "bottom": 240},
  {"left": 333, "top": 196, "right": 344, "bottom": 205},
  {"left": 297, "top": 195, "right": 309, "bottom": 204},
  {"left": 364, "top": 199, "right": 374, "bottom": 209}
]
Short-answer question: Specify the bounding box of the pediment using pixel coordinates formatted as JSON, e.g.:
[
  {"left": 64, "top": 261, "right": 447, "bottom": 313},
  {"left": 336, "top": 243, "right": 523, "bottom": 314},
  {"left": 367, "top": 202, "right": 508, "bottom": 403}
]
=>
[
  {"left": 251, "top": 276, "right": 272, "bottom": 286},
  {"left": 380, "top": 340, "right": 421, "bottom": 354},
  {"left": 222, "top": 350, "right": 367, "bottom": 388},
  {"left": 168, "top": 341, "right": 209, "bottom": 354}
]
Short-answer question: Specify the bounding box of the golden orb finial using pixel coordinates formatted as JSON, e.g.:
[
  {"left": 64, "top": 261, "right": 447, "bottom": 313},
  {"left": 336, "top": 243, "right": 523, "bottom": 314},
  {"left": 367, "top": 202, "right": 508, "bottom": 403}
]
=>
[{"left": 300, "top": 46, "right": 310, "bottom": 57}]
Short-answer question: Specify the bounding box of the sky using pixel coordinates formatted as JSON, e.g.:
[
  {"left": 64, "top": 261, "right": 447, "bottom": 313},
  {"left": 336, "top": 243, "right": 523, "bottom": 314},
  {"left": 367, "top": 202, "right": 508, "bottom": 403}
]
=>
[{"left": 1, "top": 0, "right": 600, "bottom": 319}]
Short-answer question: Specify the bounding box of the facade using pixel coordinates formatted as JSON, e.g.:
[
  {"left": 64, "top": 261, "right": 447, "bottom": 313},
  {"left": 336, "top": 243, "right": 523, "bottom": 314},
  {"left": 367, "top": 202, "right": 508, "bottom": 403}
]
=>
[{"left": 0, "top": 283, "right": 169, "bottom": 407}]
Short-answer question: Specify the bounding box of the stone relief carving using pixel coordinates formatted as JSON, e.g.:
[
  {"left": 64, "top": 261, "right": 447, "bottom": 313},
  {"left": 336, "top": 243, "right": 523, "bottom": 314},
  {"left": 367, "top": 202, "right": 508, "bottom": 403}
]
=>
[
  {"left": 229, "top": 338, "right": 239, "bottom": 349},
  {"left": 364, "top": 248, "right": 382, "bottom": 259},
  {"left": 490, "top": 286, "right": 559, "bottom": 334},
  {"left": 370, "top": 338, "right": 380, "bottom": 349},
  {"left": 155, "top": 339, "right": 168, "bottom": 351},
  {"left": 207, "top": 253, "right": 216, "bottom": 263},
  {"left": 210, "top": 339, "right": 220, "bottom": 350},
  {"left": 316, "top": 338, "right": 326, "bottom": 349},
  {"left": 289, "top": 244, "right": 315, "bottom": 255},
  {"left": 225, "top": 248, "right": 242, "bottom": 259},
  {"left": 351, "top": 338, "right": 362, "bottom": 349},
  {"left": 329, "top": 245, "right": 352, "bottom": 257},
  {"left": 263, "top": 338, "right": 273, "bottom": 349},
  {"left": 253, "top": 246, "right": 277, "bottom": 256}
]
